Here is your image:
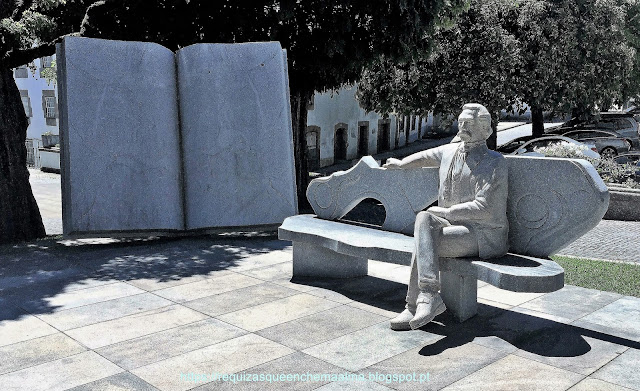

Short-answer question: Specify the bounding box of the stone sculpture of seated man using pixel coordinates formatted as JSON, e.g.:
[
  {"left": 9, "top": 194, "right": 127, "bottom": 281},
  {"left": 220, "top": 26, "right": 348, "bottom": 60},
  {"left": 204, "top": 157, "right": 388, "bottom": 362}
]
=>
[{"left": 383, "top": 103, "right": 509, "bottom": 330}]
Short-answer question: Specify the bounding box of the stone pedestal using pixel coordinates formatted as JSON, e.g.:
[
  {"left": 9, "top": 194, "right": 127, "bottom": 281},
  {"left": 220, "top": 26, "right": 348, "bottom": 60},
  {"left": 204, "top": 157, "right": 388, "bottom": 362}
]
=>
[
  {"left": 440, "top": 269, "right": 478, "bottom": 322},
  {"left": 292, "top": 242, "right": 368, "bottom": 278}
]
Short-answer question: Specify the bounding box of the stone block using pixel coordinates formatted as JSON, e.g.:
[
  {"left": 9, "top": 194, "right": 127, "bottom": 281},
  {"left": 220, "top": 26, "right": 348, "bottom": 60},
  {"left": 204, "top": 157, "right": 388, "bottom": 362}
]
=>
[{"left": 440, "top": 268, "right": 478, "bottom": 322}]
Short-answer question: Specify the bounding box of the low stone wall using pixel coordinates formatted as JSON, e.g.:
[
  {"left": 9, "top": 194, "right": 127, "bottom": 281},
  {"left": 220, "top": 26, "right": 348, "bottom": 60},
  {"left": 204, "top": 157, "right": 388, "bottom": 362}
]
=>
[{"left": 604, "top": 185, "right": 640, "bottom": 221}]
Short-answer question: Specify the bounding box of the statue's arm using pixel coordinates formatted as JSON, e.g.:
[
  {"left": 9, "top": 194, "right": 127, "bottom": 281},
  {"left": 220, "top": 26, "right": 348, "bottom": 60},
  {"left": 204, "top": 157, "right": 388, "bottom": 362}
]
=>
[
  {"left": 383, "top": 145, "right": 444, "bottom": 170},
  {"left": 431, "top": 158, "right": 508, "bottom": 222}
]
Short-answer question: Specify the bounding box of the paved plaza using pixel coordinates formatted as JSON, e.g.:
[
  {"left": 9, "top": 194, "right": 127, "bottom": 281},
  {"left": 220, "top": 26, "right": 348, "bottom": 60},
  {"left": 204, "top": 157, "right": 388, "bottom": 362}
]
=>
[
  {"left": 0, "top": 234, "right": 639, "bottom": 391},
  {"left": 4, "top": 130, "right": 637, "bottom": 390}
]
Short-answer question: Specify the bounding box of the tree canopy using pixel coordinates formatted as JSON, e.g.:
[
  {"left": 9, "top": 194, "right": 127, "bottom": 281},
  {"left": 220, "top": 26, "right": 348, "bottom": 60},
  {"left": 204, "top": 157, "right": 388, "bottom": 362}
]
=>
[
  {"left": 1, "top": 0, "right": 467, "bottom": 242},
  {"left": 79, "top": 0, "right": 468, "bottom": 207},
  {"left": 358, "top": 0, "right": 639, "bottom": 139}
]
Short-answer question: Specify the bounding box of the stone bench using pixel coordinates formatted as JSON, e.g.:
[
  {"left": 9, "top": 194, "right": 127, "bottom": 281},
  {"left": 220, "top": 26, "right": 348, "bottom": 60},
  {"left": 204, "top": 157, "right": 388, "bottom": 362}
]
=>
[{"left": 279, "top": 155, "right": 610, "bottom": 322}]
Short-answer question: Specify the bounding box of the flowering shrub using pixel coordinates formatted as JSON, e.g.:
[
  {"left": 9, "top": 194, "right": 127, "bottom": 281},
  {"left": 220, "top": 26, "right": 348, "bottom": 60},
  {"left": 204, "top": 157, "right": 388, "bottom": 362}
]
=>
[{"left": 533, "top": 142, "right": 639, "bottom": 189}]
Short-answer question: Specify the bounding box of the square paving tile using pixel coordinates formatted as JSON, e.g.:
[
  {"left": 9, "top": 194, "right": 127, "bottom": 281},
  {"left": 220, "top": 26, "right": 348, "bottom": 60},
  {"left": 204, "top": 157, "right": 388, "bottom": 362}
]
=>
[
  {"left": 21, "top": 281, "right": 145, "bottom": 313},
  {"left": 568, "top": 378, "right": 635, "bottom": 391},
  {"left": 518, "top": 285, "right": 622, "bottom": 322},
  {"left": 183, "top": 282, "right": 298, "bottom": 317},
  {"left": 0, "top": 308, "right": 58, "bottom": 347},
  {"left": 477, "top": 285, "right": 545, "bottom": 307},
  {"left": 227, "top": 250, "right": 293, "bottom": 273},
  {"left": 65, "top": 304, "right": 208, "bottom": 349},
  {"left": 306, "top": 287, "right": 355, "bottom": 304},
  {"left": 126, "top": 271, "right": 231, "bottom": 292},
  {"left": 96, "top": 318, "right": 247, "bottom": 370},
  {"left": 196, "top": 352, "right": 347, "bottom": 390},
  {"left": 572, "top": 297, "right": 640, "bottom": 342},
  {"left": 216, "top": 293, "right": 341, "bottom": 332},
  {"left": 0, "top": 351, "right": 123, "bottom": 391},
  {"left": 363, "top": 342, "right": 508, "bottom": 390},
  {"left": 237, "top": 261, "right": 293, "bottom": 281},
  {"left": 34, "top": 292, "right": 173, "bottom": 330},
  {"left": 154, "top": 273, "right": 263, "bottom": 303},
  {"left": 592, "top": 348, "right": 640, "bottom": 390},
  {"left": 66, "top": 372, "right": 159, "bottom": 391},
  {"left": 131, "top": 334, "right": 294, "bottom": 391},
  {"left": 514, "top": 336, "right": 627, "bottom": 375},
  {"left": 347, "top": 302, "right": 399, "bottom": 319},
  {"left": 0, "top": 333, "right": 86, "bottom": 375},
  {"left": 441, "top": 354, "right": 584, "bottom": 391},
  {"left": 315, "top": 381, "right": 394, "bottom": 390},
  {"left": 303, "top": 322, "right": 442, "bottom": 372},
  {"left": 257, "top": 305, "right": 388, "bottom": 350}
]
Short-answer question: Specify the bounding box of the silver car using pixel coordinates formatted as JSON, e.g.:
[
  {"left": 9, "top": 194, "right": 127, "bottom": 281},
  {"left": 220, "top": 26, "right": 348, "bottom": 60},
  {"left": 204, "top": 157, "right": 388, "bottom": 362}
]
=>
[
  {"left": 562, "top": 130, "right": 631, "bottom": 158},
  {"left": 511, "top": 135, "right": 600, "bottom": 160},
  {"left": 548, "top": 113, "right": 640, "bottom": 149}
]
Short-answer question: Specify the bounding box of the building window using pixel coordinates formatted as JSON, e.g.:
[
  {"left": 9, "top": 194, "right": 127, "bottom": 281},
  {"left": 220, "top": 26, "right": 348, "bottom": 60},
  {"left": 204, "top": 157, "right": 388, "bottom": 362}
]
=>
[
  {"left": 307, "top": 95, "right": 315, "bottom": 111},
  {"left": 44, "top": 97, "right": 56, "bottom": 118},
  {"left": 15, "top": 66, "right": 28, "bottom": 78},
  {"left": 21, "top": 96, "right": 32, "bottom": 117},
  {"left": 41, "top": 56, "right": 53, "bottom": 68}
]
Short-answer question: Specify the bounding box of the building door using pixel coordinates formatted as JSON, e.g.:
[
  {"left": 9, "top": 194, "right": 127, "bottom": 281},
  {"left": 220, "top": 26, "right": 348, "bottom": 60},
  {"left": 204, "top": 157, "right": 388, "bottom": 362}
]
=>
[
  {"left": 357, "top": 122, "right": 369, "bottom": 157},
  {"left": 305, "top": 126, "right": 320, "bottom": 170},
  {"left": 334, "top": 124, "right": 348, "bottom": 162},
  {"left": 378, "top": 119, "right": 390, "bottom": 152}
]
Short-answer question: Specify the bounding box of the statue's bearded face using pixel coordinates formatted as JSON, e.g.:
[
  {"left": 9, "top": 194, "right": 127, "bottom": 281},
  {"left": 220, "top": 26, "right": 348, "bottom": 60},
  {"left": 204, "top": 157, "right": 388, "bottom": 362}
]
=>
[{"left": 457, "top": 109, "right": 490, "bottom": 142}]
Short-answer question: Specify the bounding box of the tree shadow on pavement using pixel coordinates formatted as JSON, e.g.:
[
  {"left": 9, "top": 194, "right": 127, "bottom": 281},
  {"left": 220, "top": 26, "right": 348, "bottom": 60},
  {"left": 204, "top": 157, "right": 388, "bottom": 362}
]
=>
[{"left": 0, "top": 233, "right": 289, "bottom": 321}]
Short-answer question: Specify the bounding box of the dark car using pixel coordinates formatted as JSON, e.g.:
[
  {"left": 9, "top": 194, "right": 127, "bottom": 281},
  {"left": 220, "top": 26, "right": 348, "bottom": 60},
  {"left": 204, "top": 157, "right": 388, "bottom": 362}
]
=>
[
  {"left": 545, "top": 112, "right": 640, "bottom": 149},
  {"left": 496, "top": 135, "right": 537, "bottom": 153},
  {"left": 561, "top": 130, "right": 631, "bottom": 158}
]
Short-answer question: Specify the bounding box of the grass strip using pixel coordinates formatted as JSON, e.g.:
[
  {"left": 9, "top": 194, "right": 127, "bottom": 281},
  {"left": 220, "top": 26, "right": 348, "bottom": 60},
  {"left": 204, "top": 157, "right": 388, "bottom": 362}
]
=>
[{"left": 551, "top": 255, "right": 640, "bottom": 297}]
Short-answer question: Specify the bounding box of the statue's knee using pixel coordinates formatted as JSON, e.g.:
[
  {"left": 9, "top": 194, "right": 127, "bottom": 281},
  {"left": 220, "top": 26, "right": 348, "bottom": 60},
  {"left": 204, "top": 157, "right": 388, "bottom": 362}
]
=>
[{"left": 415, "top": 211, "right": 441, "bottom": 230}]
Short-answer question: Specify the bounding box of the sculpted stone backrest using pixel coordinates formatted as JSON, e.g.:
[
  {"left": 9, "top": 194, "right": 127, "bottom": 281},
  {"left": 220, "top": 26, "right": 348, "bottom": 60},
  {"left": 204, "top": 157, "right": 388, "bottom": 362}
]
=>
[
  {"left": 505, "top": 156, "right": 609, "bottom": 257},
  {"left": 307, "top": 155, "right": 609, "bottom": 257},
  {"left": 307, "top": 156, "right": 439, "bottom": 234}
]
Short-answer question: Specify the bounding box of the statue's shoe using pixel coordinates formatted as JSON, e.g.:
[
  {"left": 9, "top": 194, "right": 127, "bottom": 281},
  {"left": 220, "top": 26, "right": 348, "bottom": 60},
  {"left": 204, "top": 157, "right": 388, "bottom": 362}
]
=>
[
  {"left": 389, "top": 308, "right": 415, "bottom": 331},
  {"left": 409, "top": 293, "right": 446, "bottom": 330}
]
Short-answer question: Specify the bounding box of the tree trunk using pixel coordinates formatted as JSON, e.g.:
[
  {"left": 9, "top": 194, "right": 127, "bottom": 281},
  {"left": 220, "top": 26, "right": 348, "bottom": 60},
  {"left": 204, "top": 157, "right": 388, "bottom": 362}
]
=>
[
  {"left": 0, "top": 67, "right": 46, "bottom": 244},
  {"left": 531, "top": 105, "right": 544, "bottom": 138},
  {"left": 289, "top": 88, "right": 312, "bottom": 212},
  {"left": 487, "top": 112, "right": 498, "bottom": 150}
]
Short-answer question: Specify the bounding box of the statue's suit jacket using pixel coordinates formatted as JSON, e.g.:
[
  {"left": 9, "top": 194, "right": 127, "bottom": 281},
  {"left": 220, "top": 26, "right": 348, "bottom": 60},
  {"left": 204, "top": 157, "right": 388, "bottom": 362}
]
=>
[{"left": 421, "top": 142, "right": 509, "bottom": 259}]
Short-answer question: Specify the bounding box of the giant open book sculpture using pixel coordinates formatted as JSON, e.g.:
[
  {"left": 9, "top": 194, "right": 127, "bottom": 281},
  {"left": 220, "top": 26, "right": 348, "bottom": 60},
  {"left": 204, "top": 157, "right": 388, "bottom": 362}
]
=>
[{"left": 57, "top": 37, "right": 297, "bottom": 236}]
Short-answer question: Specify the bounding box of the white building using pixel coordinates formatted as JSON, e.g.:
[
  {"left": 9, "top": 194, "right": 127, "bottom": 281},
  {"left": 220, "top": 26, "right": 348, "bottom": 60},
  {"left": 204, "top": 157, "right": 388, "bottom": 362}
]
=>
[
  {"left": 14, "top": 55, "right": 59, "bottom": 169},
  {"left": 306, "top": 85, "right": 429, "bottom": 169}
]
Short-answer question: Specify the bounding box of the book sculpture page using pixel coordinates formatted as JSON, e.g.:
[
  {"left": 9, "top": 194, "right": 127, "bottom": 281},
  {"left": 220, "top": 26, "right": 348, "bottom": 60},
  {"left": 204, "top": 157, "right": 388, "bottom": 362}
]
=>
[{"left": 57, "top": 37, "right": 297, "bottom": 236}]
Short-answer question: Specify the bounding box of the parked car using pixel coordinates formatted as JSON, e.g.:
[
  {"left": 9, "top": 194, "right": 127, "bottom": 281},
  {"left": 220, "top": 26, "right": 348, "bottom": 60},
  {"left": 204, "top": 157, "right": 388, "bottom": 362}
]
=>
[
  {"left": 496, "top": 135, "right": 538, "bottom": 153},
  {"left": 545, "top": 112, "right": 640, "bottom": 149},
  {"left": 498, "top": 135, "right": 600, "bottom": 159},
  {"left": 561, "top": 130, "right": 631, "bottom": 158},
  {"left": 624, "top": 106, "right": 640, "bottom": 123}
]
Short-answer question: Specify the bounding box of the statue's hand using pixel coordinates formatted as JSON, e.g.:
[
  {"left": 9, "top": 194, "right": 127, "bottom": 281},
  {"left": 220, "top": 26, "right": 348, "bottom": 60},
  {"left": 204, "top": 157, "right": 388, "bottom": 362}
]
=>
[
  {"left": 383, "top": 158, "right": 403, "bottom": 170},
  {"left": 427, "top": 206, "right": 450, "bottom": 220}
]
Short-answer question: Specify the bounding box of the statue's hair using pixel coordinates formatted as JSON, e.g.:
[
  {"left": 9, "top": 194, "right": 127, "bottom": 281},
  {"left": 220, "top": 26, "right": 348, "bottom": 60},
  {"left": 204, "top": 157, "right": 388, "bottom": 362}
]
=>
[{"left": 462, "top": 103, "right": 491, "bottom": 138}]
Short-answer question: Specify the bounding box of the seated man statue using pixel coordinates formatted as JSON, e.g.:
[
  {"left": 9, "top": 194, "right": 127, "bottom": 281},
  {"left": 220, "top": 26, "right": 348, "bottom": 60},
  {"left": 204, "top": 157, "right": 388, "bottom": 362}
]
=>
[{"left": 384, "top": 103, "right": 509, "bottom": 330}]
